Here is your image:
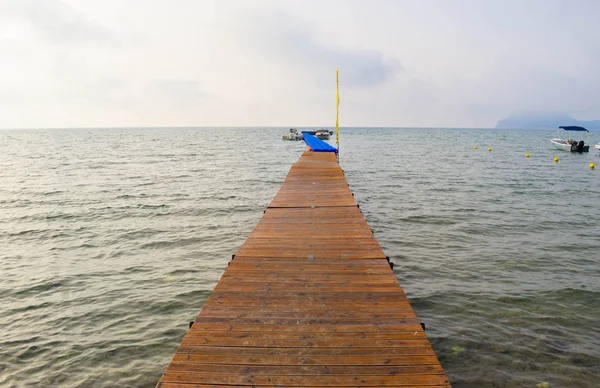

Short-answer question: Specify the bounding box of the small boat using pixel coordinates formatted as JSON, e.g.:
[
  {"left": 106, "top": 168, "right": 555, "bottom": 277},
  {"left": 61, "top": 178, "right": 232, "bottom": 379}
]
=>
[
  {"left": 282, "top": 128, "right": 304, "bottom": 141},
  {"left": 551, "top": 126, "right": 590, "bottom": 152},
  {"left": 315, "top": 129, "right": 330, "bottom": 140}
]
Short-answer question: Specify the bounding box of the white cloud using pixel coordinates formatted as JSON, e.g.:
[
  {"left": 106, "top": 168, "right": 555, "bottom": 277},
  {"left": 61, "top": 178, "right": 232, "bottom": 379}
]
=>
[
  {"left": 0, "top": 0, "right": 599, "bottom": 128},
  {"left": 2, "top": 0, "right": 116, "bottom": 46}
]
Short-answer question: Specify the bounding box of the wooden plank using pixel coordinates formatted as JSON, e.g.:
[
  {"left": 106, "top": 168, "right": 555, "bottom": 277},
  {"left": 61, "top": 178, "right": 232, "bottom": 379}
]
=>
[
  {"left": 180, "top": 335, "right": 430, "bottom": 348},
  {"left": 227, "top": 257, "right": 388, "bottom": 264},
  {"left": 171, "top": 354, "right": 442, "bottom": 366},
  {"left": 197, "top": 309, "right": 416, "bottom": 319},
  {"left": 207, "top": 291, "right": 408, "bottom": 301},
  {"left": 183, "top": 330, "right": 429, "bottom": 339},
  {"left": 156, "top": 151, "right": 449, "bottom": 387},
  {"left": 228, "top": 258, "right": 392, "bottom": 267},
  {"left": 165, "top": 363, "right": 446, "bottom": 375},
  {"left": 220, "top": 272, "right": 399, "bottom": 281},
  {"left": 159, "top": 372, "right": 450, "bottom": 386},
  {"left": 190, "top": 317, "right": 422, "bottom": 326},
  {"left": 187, "top": 323, "right": 423, "bottom": 333},
  {"left": 158, "top": 384, "right": 451, "bottom": 388},
  {"left": 212, "top": 281, "right": 405, "bottom": 292},
  {"left": 203, "top": 301, "right": 411, "bottom": 310},
  {"left": 174, "top": 347, "right": 435, "bottom": 357},
  {"left": 235, "top": 247, "right": 386, "bottom": 260}
]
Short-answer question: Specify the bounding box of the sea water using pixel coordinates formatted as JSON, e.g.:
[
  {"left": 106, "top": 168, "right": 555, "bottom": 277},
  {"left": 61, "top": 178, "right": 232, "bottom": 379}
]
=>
[{"left": 0, "top": 127, "right": 598, "bottom": 387}]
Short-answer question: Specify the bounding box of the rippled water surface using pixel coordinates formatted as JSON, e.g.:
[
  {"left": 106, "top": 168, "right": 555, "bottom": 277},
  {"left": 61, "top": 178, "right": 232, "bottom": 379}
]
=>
[{"left": 1, "top": 127, "right": 599, "bottom": 388}]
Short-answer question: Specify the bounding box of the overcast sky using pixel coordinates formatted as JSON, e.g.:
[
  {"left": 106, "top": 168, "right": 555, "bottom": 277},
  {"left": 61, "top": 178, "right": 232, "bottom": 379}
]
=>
[{"left": 1, "top": 0, "right": 599, "bottom": 128}]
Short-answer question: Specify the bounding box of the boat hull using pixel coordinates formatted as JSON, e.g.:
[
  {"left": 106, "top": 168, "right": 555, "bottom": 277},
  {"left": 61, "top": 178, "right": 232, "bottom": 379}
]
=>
[
  {"left": 282, "top": 135, "right": 303, "bottom": 141},
  {"left": 551, "top": 139, "right": 589, "bottom": 152},
  {"left": 283, "top": 129, "right": 304, "bottom": 141},
  {"left": 551, "top": 139, "right": 571, "bottom": 151}
]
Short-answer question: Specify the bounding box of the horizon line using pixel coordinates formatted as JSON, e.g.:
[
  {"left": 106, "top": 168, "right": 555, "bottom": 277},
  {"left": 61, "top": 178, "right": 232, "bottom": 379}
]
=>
[{"left": 1, "top": 125, "right": 505, "bottom": 131}]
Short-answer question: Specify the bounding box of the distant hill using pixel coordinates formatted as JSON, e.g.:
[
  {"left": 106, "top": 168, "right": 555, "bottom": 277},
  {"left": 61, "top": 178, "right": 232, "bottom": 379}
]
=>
[{"left": 495, "top": 113, "right": 600, "bottom": 130}]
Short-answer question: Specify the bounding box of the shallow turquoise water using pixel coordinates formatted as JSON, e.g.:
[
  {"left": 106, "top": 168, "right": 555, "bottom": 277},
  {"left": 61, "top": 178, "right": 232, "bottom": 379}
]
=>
[{"left": 0, "top": 127, "right": 599, "bottom": 387}]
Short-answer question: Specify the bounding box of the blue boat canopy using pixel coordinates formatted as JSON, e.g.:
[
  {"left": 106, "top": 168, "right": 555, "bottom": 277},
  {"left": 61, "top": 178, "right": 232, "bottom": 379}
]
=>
[
  {"left": 559, "top": 126, "right": 589, "bottom": 132},
  {"left": 303, "top": 133, "right": 338, "bottom": 153}
]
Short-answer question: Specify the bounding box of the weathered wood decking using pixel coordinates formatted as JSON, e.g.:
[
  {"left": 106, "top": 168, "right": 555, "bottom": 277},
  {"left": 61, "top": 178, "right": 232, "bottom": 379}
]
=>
[{"left": 156, "top": 151, "right": 449, "bottom": 387}]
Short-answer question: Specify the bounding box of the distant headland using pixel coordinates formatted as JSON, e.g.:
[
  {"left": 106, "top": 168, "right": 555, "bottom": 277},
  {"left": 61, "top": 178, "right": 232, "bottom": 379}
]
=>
[{"left": 495, "top": 112, "right": 600, "bottom": 130}]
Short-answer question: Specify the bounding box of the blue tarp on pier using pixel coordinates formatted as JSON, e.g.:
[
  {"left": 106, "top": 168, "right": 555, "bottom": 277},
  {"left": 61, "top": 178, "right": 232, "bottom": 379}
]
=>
[{"left": 303, "top": 134, "right": 338, "bottom": 153}]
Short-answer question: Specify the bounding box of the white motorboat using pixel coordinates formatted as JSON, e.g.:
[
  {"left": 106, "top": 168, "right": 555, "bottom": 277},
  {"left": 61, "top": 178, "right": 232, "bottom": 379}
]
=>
[
  {"left": 282, "top": 128, "right": 304, "bottom": 141},
  {"left": 551, "top": 126, "right": 590, "bottom": 152},
  {"left": 315, "top": 129, "right": 330, "bottom": 140}
]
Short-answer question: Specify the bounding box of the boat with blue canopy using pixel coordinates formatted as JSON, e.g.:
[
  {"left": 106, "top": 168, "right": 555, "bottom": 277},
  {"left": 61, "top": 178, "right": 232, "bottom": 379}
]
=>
[{"left": 551, "top": 126, "right": 590, "bottom": 152}]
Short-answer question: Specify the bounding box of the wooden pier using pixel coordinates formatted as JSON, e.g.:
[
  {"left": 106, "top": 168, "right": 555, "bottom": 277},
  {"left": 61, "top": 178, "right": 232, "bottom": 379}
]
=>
[{"left": 156, "top": 151, "right": 449, "bottom": 387}]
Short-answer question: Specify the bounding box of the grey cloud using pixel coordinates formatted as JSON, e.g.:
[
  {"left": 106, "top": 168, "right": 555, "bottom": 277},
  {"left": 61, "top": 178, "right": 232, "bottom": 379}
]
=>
[
  {"left": 4, "top": 0, "right": 115, "bottom": 46},
  {"left": 235, "top": 8, "right": 401, "bottom": 88}
]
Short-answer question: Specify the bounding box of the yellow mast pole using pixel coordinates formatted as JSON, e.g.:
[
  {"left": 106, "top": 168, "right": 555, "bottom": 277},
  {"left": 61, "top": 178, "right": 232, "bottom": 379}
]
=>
[{"left": 335, "top": 69, "right": 340, "bottom": 162}]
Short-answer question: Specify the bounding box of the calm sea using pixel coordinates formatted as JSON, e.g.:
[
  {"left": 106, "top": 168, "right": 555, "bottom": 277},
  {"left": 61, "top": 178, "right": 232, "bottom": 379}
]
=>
[{"left": 0, "top": 127, "right": 599, "bottom": 388}]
